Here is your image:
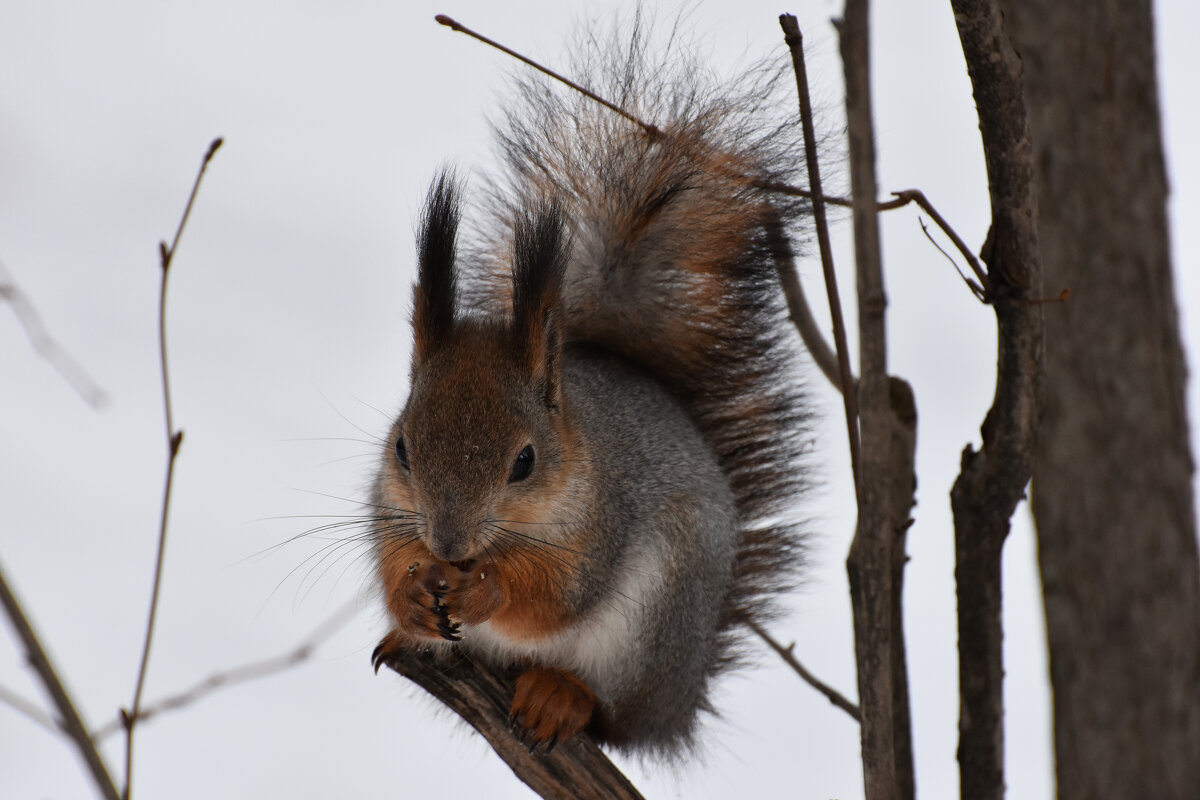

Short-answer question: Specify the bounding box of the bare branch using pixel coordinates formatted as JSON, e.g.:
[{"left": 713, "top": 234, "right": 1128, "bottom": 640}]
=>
[
  {"left": 376, "top": 650, "right": 644, "bottom": 800},
  {"left": 835, "top": 2, "right": 918, "bottom": 799},
  {"left": 747, "top": 620, "right": 861, "bottom": 722},
  {"left": 0, "top": 258, "right": 108, "bottom": 409},
  {"left": 95, "top": 599, "right": 358, "bottom": 740},
  {"left": 436, "top": 15, "right": 662, "bottom": 140},
  {"left": 779, "top": 14, "right": 862, "bottom": 497},
  {"left": 124, "top": 136, "right": 222, "bottom": 800},
  {"left": 918, "top": 218, "right": 988, "bottom": 301},
  {"left": 760, "top": 196, "right": 848, "bottom": 394},
  {"left": 947, "top": 3, "right": 1045, "bottom": 800},
  {"left": 435, "top": 14, "right": 860, "bottom": 209},
  {"left": 0, "top": 682, "right": 60, "bottom": 734},
  {"left": 0, "top": 560, "right": 121, "bottom": 800},
  {"left": 889, "top": 189, "right": 990, "bottom": 295},
  {"left": 773, "top": 253, "right": 848, "bottom": 390}
]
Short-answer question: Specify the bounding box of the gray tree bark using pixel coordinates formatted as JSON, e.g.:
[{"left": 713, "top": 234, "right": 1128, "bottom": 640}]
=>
[
  {"left": 1003, "top": 2, "right": 1200, "bottom": 797},
  {"left": 949, "top": 4, "right": 1045, "bottom": 799}
]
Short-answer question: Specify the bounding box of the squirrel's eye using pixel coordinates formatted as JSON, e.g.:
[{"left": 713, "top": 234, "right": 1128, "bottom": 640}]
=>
[
  {"left": 395, "top": 436, "right": 410, "bottom": 471},
  {"left": 508, "top": 444, "right": 535, "bottom": 483}
]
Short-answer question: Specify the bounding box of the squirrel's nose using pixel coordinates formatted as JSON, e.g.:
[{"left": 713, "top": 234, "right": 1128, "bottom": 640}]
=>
[{"left": 427, "top": 524, "right": 473, "bottom": 562}]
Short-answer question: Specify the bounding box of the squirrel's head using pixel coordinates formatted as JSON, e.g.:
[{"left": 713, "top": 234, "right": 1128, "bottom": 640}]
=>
[{"left": 376, "top": 172, "right": 576, "bottom": 563}]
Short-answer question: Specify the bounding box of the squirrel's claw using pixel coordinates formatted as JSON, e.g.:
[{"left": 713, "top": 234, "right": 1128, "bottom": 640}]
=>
[
  {"left": 517, "top": 724, "right": 534, "bottom": 749},
  {"left": 371, "top": 630, "right": 408, "bottom": 674},
  {"left": 436, "top": 620, "right": 462, "bottom": 642},
  {"left": 431, "top": 595, "right": 462, "bottom": 641},
  {"left": 382, "top": 552, "right": 501, "bottom": 644}
]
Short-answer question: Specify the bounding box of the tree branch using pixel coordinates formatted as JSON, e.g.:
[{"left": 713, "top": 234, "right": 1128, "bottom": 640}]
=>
[
  {"left": 0, "top": 681, "right": 60, "bottom": 734},
  {"left": 436, "top": 15, "right": 662, "bottom": 140},
  {"left": 835, "top": 3, "right": 917, "bottom": 799},
  {"left": 747, "top": 619, "right": 861, "bottom": 722},
  {"left": 779, "top": 13, "right": 862, "bottom": 496},
  {"left": 376, "top": 650, "right": 643, "bottom": 800},
  {"left": 770, "top": 230, "right": 847, "bottom": 392},
  {"left": 889, "top": 190, "right": 990, "bottom": 297},
  {"left": 124, "top": 136, "right": 222, "bottom": 800},
  {"left": 0, "top": 559, "right": 121, "bottom": 800},
  {"left": 0, "top": 258, "right": 108, "bottom": 409},
  {"left": 947, "top": 3, "right": 1044, "bottom": 800},
  {"left": 96, "top": 599, "right": 356, "bottom": 740}
]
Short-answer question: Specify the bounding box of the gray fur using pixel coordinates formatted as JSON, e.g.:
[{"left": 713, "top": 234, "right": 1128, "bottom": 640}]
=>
[{"left": 459, "top": 349, "right": 737, "bottom": 756}]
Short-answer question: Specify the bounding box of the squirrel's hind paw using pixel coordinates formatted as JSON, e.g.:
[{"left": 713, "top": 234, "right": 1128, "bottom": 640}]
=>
[{"left": 509, "top": 667, "right": 596, "bottom": 753}]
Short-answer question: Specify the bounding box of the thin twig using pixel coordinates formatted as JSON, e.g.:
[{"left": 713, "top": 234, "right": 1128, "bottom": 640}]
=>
[
  {"left": 779, "top": 13, "right": 862, "bottom": 500},
  {"left": 889, "top": 189, "right": 990, "bottom": 295},
  {"left": 757, "top": 178, "right": 851, "bottom": 205},
  {"left": 435, "top": 14, "right": 860, "bottom": 208},
  {"left": 124, "top": 136, "right": 222, "bottom": 800},
  {"left": 918, "top": 218, "right": 988, "bottom": 300},
  {"left": 436, "top": 15, "right": 662, "bottom": 139},
  {"left": 1, "top": 258, "right": 108, "bottom": 409},
  {"left": 0, "top": 682, "right": 60, "bottom": 734},
  {"left": 0, "top": 560, "right": 121, "bottom": 800},
  {"left": 774, "top": 247, "right": 848, "bottom": 390},
  {"left": 97, "top": 599, "right": 358, "bottom": 740},
  {"left": 747, "top": 620, "right": 861, "bottom": 722}
]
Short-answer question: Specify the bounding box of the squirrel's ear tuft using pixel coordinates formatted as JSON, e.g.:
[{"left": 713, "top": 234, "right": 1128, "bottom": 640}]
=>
[
  {"left": 512, "top": 201, "right": 569, "bottom": 411},
  {"left": 412, "top": 170, "right": 462, "bottom": 364}
]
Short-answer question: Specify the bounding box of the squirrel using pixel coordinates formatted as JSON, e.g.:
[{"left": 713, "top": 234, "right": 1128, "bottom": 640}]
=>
[{"left": 370, "top": 19, "right": 814, "bottom": 759}]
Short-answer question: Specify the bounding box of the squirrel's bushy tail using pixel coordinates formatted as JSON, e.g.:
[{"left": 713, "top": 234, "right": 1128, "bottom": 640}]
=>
[{"left": 472, "top": 16, "right": 816, "bottom": 671}]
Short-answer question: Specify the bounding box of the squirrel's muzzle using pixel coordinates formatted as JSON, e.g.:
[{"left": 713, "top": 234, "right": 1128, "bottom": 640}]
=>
[{"left": 426, "top": 514, "right": 475, "bottom": 562}]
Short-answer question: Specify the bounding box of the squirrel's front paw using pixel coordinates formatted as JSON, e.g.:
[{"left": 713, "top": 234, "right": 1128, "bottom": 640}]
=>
[
  {"left": 444, "top": 561, "right": 504, "bottom": 625},
  {"left": 383, "top": 559, "right": 463, "bottom": 642},
  {"left": 509, "top": 667, "right": 596, "bottom": 753},
  {"left": 382, "top": 558, "right": 504, "bottom": 642}
]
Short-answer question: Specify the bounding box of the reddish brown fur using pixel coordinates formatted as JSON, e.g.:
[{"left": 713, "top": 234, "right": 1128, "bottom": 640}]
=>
[
  {"left": 474, "top": 536, "right": 579, "bottom": 641},
  {"left": 510, "top": 667, "right": 597, "bottom": 749},
  {"left": 374, "top": 327, "right": 589, "bottom": 644},
  {"left": 377, "top": 522, "right": 585, "bottom": 643}
]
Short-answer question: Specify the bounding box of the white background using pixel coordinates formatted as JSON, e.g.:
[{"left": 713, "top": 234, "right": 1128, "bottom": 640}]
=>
[{"left": 2, "top": 1, "right": 1196, "bottom": 798}]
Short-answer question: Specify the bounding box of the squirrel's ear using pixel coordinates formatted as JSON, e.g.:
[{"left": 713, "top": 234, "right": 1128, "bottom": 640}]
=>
[
  {"left": 512, "top": 201, "right": 569, "bottom": 411},
  {"left": 412, "top": 170, "right": 461, "bottom": 365}
]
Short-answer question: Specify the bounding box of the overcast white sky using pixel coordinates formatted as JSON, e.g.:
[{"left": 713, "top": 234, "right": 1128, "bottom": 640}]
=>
[{"left": 2, "top": 2, "right": 1196, "bottom": 798}]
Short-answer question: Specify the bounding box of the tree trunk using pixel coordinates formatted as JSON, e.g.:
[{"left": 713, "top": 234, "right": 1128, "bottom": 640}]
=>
[{"left": 1004, "top": 2, "right": 1200, "bottom": 797}]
